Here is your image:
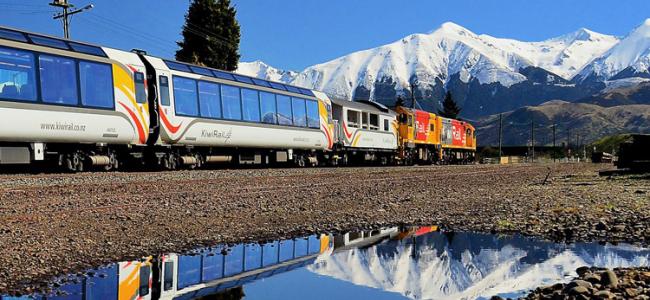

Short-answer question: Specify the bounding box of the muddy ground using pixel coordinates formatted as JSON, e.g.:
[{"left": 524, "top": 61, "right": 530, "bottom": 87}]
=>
[{"left": 0, "top": 163, "right": 648, "bottom": 295}]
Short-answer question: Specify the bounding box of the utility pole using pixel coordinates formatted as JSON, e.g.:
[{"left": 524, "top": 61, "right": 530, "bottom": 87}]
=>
[
  {"left": 409, "top": 81, "right": 417, "bottom": 109},
  {"left": 530, "top": 118, "right": 535, "bottom": 162},
  {"left": 552, "top": 123, "right": 556, "bottom": 162},
  {"left": 50, "top": 0, "right": 94, "bottom": 39},
  {"left": 498, "top": 113, "right": 503, "bottom": 160},
  {"left": 576, "top": 133, "right": 580, "bottom": 162}
]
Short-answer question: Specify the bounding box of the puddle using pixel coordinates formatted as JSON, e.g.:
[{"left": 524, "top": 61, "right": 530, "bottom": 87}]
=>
[{"left": 3, "top": 226, "right": 649, "bottom": 300}]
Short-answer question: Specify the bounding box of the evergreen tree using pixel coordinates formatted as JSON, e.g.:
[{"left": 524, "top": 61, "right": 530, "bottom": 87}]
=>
[
  {"left": 395, "top": 95, "right": 405, "bottom": 107},
  {"left": 176, "top": 0, "right": 241, "bottom": 71},
  {"left": 437, "top": 91, "right": 461, "bottom": 118}
]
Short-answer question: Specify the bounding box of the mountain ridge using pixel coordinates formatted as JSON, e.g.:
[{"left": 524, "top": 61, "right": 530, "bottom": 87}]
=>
[{"left": 237, "top": 20, "right": 650, "bottom": 119}]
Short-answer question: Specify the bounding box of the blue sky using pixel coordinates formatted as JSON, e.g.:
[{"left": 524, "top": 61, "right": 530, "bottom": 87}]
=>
[{"left": 1, "top": 0, "right": 650, "bottom": 71}]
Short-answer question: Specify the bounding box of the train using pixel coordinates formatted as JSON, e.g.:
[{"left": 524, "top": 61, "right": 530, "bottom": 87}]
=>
[
  {"left": 0, "top": 26, "right": 475, "bottom": 172},
  {"left": 1, "top": 226, "right": 437, "bottom": 300},
  {"left": 0, "top": 234, "right": 330, "bottom": 300}
]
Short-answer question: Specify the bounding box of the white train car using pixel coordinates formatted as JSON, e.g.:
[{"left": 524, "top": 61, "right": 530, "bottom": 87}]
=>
[
  {"left": 0, "top": 26, "right": 150, "bottom": 171},
  {"left": 330, "top": 98, "right": 398, "bottom": 164},
  {"left": 138, "top": 55, "right": 335, "bottom": 168}
]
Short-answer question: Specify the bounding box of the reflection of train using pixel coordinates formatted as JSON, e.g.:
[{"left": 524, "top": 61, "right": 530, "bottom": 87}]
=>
[
  {"left": 5, "top": 235, "right": 329, "bottom": 300},
  {"left": 0, "top": 26, "right": 475, "bottom": 172}
]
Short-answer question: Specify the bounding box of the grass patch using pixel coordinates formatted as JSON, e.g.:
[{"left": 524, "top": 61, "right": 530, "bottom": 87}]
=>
[{"left": 496, "top": 219, "right": 515, "bottom": 230}]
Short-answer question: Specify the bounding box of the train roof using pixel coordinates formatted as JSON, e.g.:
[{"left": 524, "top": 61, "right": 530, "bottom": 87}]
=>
[
  {"left": 0, "top": 25, "right": 107, "bottom": 58},
  {"left": 330, "top": 98, "right": 395, "bottom": 115},
  {"left": 161, "top": 59, "right": 315, "bottom": 97}
]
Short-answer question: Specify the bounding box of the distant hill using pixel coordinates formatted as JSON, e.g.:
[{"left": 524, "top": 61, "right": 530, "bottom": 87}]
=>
[
  {"left": 475, "top": 101, "right": 650, "bottom": 146},
  {"left": 580, "top": 80, "right": 650, "bottom": 106}
]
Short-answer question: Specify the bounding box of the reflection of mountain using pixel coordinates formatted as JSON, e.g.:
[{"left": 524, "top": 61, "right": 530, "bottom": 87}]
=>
[{"left": 309, "top": 232, "right": 650, "bottom": 300}]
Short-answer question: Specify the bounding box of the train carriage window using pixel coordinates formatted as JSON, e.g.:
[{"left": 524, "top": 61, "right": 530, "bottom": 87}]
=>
[
  {"left": 212, "top": 70, "right": 235, "bottom": 80},
  {"left": 0, "top": 29, "right": 27, "bottom": 42},
  {"left": 28, "top": 35, "right": 69, "bottom": 50},
  {"left": 163, "top": 261, "right": 174, "bottom": 291},
  {"left": 39, "top": 54, "right": 78, "bottom": 105},
  {"left": 159, "top": 75, "right": 170, "bottom": 106},
  {"left": 430, "top": 124, "right": 435, "bottom": 132},
  {"left": 369, "top": 114, "right": 379, "bottom": 130},
  {"left": 134, "top": 72, "right": 146, "bottom": 104},
  {"left": 251, "top": 78, "right": 271, "bottom": 88},
  {"left": 79, "top": 61, "right": 114, "bottom": 108},
  {"left": 242, "top": 88, "right": 261, "bottom": 122},
  {"left": 68, "top": 42, "right": 106, "bottom": 57},
  {"left": 306, "top": 100, "right": 320, "bottom": 128},
  {"left": 347, "top": 110, "right": 359, "bottom": 128},
  {"left": 172, "top": 76, "right": 199, "bottom": 116},
  {"left": 276, "top": 95, "right": 292, "bottom": 126},
  {"left": 259, "top": 92, "right": 277, "bottom": 124},
  {"left": 269, "top": 81, "right": 287, "bottom": 91},
  {"left": 285, "top": 85, "right": 301, "bottom": 94},
  {"left": 299, "top": 88, "right": 313, "bottom": 96},
  {"left": 198, "top": 81, "right": 221, "bottom": 118},
  {"left": 291, "top": 97, "right": 307, "bottom": 127},
  {"left": 362, "top": 112, "right": 369, "bottom": 129},
  {"left": 232, "top": 74, "right": 254, "bottom": 84},
  {"left": 138, "top": 265, "right": 151, "bottom": 296},
  {"left": 384, "top": 119, "right": 389, "bottom": 131},
  {"left": 221, "top": 84, "right": 242, "bottom": 120},
  {"left": 164, "top": 60, "right": 191, "bottom": 72},
  {"left": 0, "top": 47, "right": 37, "bottom": 102},
  {"left": 190, "top": 66, "right": 213, "bottom": 77}
]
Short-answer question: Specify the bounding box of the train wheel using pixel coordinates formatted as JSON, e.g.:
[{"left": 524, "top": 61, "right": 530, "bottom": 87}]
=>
[
  {"left": 104, "top": 153, "right": 118, "bottom": 171},
  {"left": 162, "top": 154, "right": 178, "bottom": 171},
  {"left": 195, "top": 154, "right": 203, "bottom": 169},
  {"left": 296, "top": 155, "right": 306, "bottom": 167},
  {"left": 64, "top": 152, "right": 85, "bottom": 173}
]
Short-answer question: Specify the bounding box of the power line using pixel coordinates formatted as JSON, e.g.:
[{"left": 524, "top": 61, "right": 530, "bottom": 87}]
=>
[
  {"left": 0, "top": 2, "right": 44, "bottom": 7},
  {"left": 75, "top": 16, "right": 175, "bottom": 55}
]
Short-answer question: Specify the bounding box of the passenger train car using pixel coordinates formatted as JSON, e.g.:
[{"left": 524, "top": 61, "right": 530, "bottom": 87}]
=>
[
  {"left": 1, "top": 235, "right": 329, "bottom": 300},
  {"left": 0, "top": 26, "right": 474, "bottom": 171}
]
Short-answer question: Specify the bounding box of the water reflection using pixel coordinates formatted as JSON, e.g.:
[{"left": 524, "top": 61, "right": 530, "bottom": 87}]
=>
[
  {"left": 310, "top": 229, "right": 650, "bottom": 299},
  {"left": 3, "top": 227, "right": 649, "bottom": 300}
]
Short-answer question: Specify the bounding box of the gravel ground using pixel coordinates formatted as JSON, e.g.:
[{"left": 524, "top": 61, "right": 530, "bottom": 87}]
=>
[{"left": 0, "top": 163, "right": 648, "bottom": 295}]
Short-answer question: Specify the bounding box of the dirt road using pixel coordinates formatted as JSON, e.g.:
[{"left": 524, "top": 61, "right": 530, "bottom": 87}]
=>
[{"left": 0, "top": 163, "right": 648, "bottom": 294}]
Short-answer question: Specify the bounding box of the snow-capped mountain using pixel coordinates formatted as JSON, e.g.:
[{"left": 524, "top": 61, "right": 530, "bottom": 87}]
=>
[
  {"left": 236, "top": 60, "right": 298, "bottom": 83},
  {"left": 309, "top": 232, "right": 650, "bottom": 300},
  {"left": 480, "top": 28, "right": 618, "bottom": 80},
  {"left": 577, "top": 19, "right": 650, "bottom": 82},
  {"left": 237, "top": 20, "right": 650, "bottom": 118}
]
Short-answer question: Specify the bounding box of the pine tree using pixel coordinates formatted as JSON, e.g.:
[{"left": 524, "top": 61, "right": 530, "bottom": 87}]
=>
[
  {"left": 176, "top": 0, "right": 241, "bottom": 71},
  {"left": 395, "top": 95, "right": 405, "bottom": 107},
  {"left": 437, "top": 91, "right": 461, "bottom": 119}
]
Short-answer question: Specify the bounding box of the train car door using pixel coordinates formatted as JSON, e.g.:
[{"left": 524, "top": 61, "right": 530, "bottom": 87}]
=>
[{"left": 158, "top": 254, "right": 179, "bottom": 299}]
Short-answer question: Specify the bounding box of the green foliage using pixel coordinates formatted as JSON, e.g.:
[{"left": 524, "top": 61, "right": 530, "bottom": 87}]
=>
[
  {"left": 437, "top": 91, "right": 461, "bottom": 119},
  {"left": 496, "top": 219, "right": 515, "bottom": 230},
  {"left": 589, "top": 134, "right": 632, "bottom": 154},
  {"left": 395, "top": 95, "right": 405, "bottom": 107},
  {"left": 176, "top": 0, "right": 241, "bottom": 71}
]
